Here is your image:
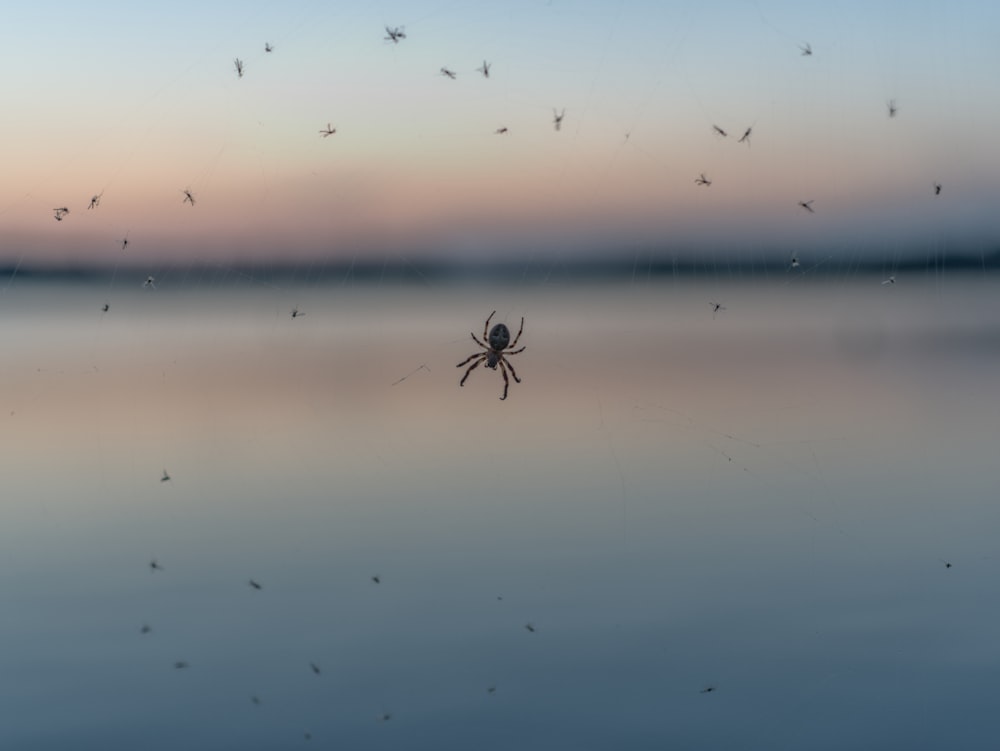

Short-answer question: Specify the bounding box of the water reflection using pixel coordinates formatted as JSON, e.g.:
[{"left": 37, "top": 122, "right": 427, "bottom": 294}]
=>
[{"left": 0, "top": 276, "right": 997, "bottom": 749}]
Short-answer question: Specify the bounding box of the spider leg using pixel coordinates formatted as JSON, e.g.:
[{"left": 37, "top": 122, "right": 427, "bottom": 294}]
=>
[
  {"left": 483, "top": 311, "right": 496, "bottom": 341},
  {"left": 508, "top": 317, "right": 525, "bottom": 348},
  {"left": 503, "top": 357, "right": 522, "bottom": 383},
  {"left": 470, "top": 332, "right": 488, "bottom": 349},
  {"left": 497, "top": 359, "right": 511, "bottom": 400},
  {"left": 459, "top": 355, "right": 486, "bottom": 387},
  {"left": 457, "top": 351, "right": 485, "bottom": 368},
  {"left": 505, "top": 346, "right": 525, "bottom": 356}
]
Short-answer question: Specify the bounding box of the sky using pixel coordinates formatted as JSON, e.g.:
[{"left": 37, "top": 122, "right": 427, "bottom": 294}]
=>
[{"left": 1, "top": 0, "right": 998, "bottom": 267}]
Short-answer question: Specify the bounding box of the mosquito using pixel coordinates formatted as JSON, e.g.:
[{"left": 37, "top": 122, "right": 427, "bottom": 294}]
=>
[
  {"left": 174, "top": 661, "right": 189, "bottom": 670},
  {"left": 477, "top": 60, "right": 491, "bottom": 78},
  {"left": 159, "top": 468, "right": 170, "bottom": 481},
  {"left": 553, "top": 108, "right": 565, "bottom": 131},
  {"left": 144, "top": 276, "right": 157, "bottom": 289},
  {"left": 495, "top": 126, "right": 509, "bottom": 135},
  {"left": 524, "top": 623, "right": 536, "bottom": 633},
  {"left": 798, "top": 200, "right": 815, "bottom": 213},
  {"left": 88, "top": 193, "right": 102, "bottom": 210},
  {"left": 934, "top": 182, "right": 942, "bottom": 196},
  {"left": 738, "top": 126, "right": 752, "bottom": 146},
  {"left": 249, "top": 579, "right": 262, "bottom": 590},
  {"left": 182, "top": 189, "right": 195, "bottom": 206},
  {"left": 712, "top": 124, "right": 728, "bottom": 138},
  {"left": 150, "top": 559, "right": 164, "bottom": 571},
  {"left": 384, "top": 25, "right": 406, "bottom": 43},
  {"left": 371, "top": 575, "right": 381, "bottom": 584},
  {"left": 121, "top": 234, "right": 129, "bottom": 251},
  {"left": 881, "top": 275, "right": 896, "bottom": 286},
  {"left": 140, "top": 624, "right": 152, "bottom": 634},
  {"left": 318, "top": 124, "right": 336, "bottom": 137},
  {"left": 694, "top": 173, "right": 711, "bottom": 187},
  {"left": 101, "top": 303, "right": 110, "bottom": 313},
  {"left": 234, "top": 58, "right": 244, "bottom": 78},
  {"left": 440, "top": 67, "right": 457, "bottom": 79},
  {"left": 789, "top": 254, "right": 801, "bottom": 270},
  {"left": 291, "top": 307, "right": 305, "bottom": 318},
  {"left": 700, "top": 685, "right": 717, "bottom": 694},
  {"left": 310, "top": 662, "right": 321, "bottom": 675},
  {"left": 53, "top": 207, "right": 70, "bottom": 221},
  {"left": 710, "top": 301, "right": 726, "bottom": 319},
  {"left": 887, "top": 99, "right": 897, "bottom": 118},
  {"left": 264, "top": 42, "right": 273, "bottom": 53},
  {"left": 800, "top": 42, "right": 812, "bottom": 56}
]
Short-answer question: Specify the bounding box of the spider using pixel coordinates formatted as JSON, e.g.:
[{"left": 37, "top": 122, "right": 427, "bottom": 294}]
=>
[{"left": 456, "top": 311, "right": 525, "bottom": 400}]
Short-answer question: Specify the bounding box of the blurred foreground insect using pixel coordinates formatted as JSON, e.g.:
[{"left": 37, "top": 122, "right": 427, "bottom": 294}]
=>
[
  {"left": 800, "top": 42, "right": 812, "bottom": 56},
  {"left": 150, "top": 559, "right": 163, "bottom": 571},
  {"left": 738, "top": 126, "right": 752, "bottom": 145},
  {"left": 457, "top": 311, "right": 525, "bottom": 400},
  {"left": 934, "top": 182, "right": 942, "bottom": 196},
  {"left": 712, "top": 124, "right": 728, "bottom": 138},
  {"left": 384, "top": 25, "right": 406, "bottom": 43},
  {"left": 440, "top": 67, "right": 457, "bottom": 79},
  {"left": 694, "top": 173, "right": 711, "bottom": 187},
  {"left": 310, "top": 662, "right": 321, "bottom": 675},
  {"left": 249, "top": 579, "right": 262, "bottom": 590},
  {"left": 710, "top": 302, "right": 726, "bottom": 319},
  {"left": 234, "top": 58, "right": 244, "bottom": 78},
  {"left": 798, "top": 200, "right": 815, "bottom": 213},
  {"left": 182, "top": 189, "right": 195, "bottom": 206},
  {"left": 144, "top": 276, "right": 156, "bottom": 289},
  {"left": 88, "top": 193, "right": 102, "bottom": 209},
  {"left": 477, "top": 60, "right": 491, "bottom": 77},
  {"left": 495, "top": 126, "right": 508, "bottom": 135},
  {"left": 53, "top": 207, "right": 70, "bottom": 221},
  {"left": 553, "top": 108, "right": 565, "bottom": 131},
  {"left": 264, "top": 42, "right": 273, "bottom": 53},
  {"left": 887, "top": 99, "right": 897, "bottom": 118},
  {"left": 881, "top": 275, "right": 896, "bottom": 286},
  {"left": 318, "top": 124, "right": 336, "bottom": 138}
]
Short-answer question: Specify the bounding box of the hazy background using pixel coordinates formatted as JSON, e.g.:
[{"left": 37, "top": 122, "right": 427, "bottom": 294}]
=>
[
  {"left": 2, "top": 276, "right": 999, "bottom": 749},
  {"left": 2, "top": 2, "right": 1000, "bottom": 749},
  {"left": 1, "top": 0, "right": 997, "bottom": 268}
]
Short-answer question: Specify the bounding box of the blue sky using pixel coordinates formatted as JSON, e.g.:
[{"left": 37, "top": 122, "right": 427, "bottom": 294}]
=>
[{"left": 1, "top": 0, "right": 997, "bottom": 266}]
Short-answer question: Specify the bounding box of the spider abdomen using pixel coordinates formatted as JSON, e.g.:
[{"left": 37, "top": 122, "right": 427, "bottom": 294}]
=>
[{"left": 488, "top": 323, "right": 511, "bottom": 350}]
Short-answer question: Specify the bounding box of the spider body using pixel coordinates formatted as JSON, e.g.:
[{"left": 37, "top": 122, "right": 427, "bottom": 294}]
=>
[{"left": 457, "top": 311, "right": 525, "bottom": 400}]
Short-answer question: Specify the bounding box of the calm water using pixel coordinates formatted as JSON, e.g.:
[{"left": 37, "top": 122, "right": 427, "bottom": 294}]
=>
[{"left": 1, "top": 273, "right": 998, "bottom": 749}]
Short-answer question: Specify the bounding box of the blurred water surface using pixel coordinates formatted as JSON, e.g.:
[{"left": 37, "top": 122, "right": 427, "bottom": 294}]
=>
[{"left": 1, "top": 274, "right": 998, "bottom": 749}]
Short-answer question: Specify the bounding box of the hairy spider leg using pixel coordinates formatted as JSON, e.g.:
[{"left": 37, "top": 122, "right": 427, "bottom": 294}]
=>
[
  {"left": 508, "top": 317, "right": 525, "bottom": 349},
  {"left": 457, "top": 351, "right": 485, "bottom": 368},
  {"left": 483, "top": 310, "right": 496, "bottom": 341},
  {"left": 470, "top": 331, "right": 488, "bottom": 349},
  {"left": 503, "top": 357, "right": 522, "bottom": 383},
  {"left": 498, "top": 359, "right": 512, "bottom": 400},
  {"left": 459, "top": 355, "right": 487, "bottom": 386},
  {"left": 505, "top": 346, "right": 526, "bottom": 357}
]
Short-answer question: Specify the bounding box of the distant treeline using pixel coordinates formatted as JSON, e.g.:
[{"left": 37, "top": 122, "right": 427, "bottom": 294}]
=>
[{"left": 2, "top": 249, "right": 998, "bottom": 285}]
